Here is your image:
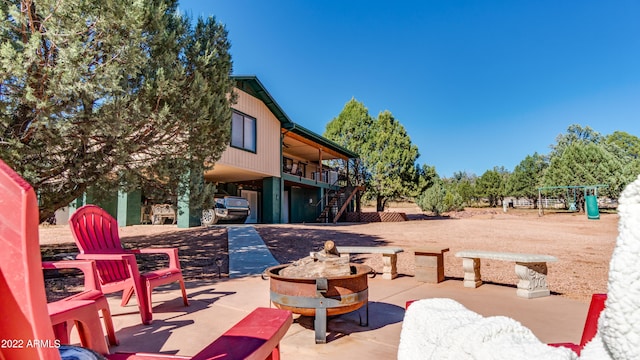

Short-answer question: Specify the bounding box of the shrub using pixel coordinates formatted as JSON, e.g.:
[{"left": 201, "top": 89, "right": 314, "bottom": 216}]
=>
[{"left": 416, "top": 182, "right": 464, "bottom": 215}]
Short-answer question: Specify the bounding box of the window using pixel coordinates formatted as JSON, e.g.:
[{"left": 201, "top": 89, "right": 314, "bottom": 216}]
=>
[{"left": 231, "top": 111, "right": 256, "bottom": 152}]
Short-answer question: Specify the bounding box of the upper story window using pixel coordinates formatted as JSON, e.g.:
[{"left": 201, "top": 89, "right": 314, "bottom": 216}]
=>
[{"left": 231, "top": 110, "right": 256, "bottom": 152}]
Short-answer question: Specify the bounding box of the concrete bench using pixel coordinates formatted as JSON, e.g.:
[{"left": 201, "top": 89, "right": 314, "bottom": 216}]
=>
[
  {"left": 413, "top": 247, "right": 450, "bottom": 283},
  {"left": 455, "top": 250, "right": 558, "bottom": 299},
  {"left": 197, "top": 307, "right": 292, "bottom": 359},
  {"left": 336, "top": 246, "right": 404, "bottom": 279}
]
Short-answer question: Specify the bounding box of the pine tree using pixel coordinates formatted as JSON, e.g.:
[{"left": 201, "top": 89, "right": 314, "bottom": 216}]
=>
[
  {"left": 0, "top": 0, "right": 235, "bottom": 220},
  {"left": 367, "top": 111, "right": 420, "bottom": 211},
  {"left": 323, "top": 98, "right": 374, "bottom": 212},
  {"left": 324, "top": 100, "right": 421, "bottom": 211},
  {"left": 507, "top": 153, "right": 548, "bottom": 208},
  {"left": 543, "top": 142, "right": 628, "bottom": 209},
  {"left": 545, "top": 125, "right": 637, "bottom": 204},
  {"left": 475, "top": 169, "right": 503, "bottom": 207}
]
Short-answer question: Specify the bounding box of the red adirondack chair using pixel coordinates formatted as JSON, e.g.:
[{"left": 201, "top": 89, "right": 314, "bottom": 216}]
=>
[
  {"left": 43, "top": 259, "right": 119, "bottom": 347},
  {"left": 1, "top": 159, "right": 293, "bottom": 360},
  {"left": 0, "top": 159, "right": 108, "bottom": 358},
  {"left": 69, "top": 204, "right": 189, "bottom": 325},
  {"left": 548, "top": 293, "right": 607, "bottom": 355}
]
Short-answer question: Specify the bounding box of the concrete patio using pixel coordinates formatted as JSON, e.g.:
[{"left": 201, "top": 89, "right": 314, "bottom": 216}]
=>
[{"left": 85, "top": 274, "right": 590, "bottom": 359}]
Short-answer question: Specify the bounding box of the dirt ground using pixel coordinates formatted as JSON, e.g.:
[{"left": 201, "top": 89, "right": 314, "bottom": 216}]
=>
[{"left": 39, "top": 206, "right": 617, "bottom": 303}]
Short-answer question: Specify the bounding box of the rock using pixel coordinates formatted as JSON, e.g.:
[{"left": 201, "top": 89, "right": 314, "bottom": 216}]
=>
[
  {"left": 280, "top": 240, "right": 351, "bottom": 278},
  {"left": 280, "top": 256, "right": 351, "bottom": 278}
]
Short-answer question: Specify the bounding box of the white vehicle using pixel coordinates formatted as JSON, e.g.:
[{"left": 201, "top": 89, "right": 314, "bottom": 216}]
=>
[{"left": 201, "top": 195, "right": 250, "bottom": 226}]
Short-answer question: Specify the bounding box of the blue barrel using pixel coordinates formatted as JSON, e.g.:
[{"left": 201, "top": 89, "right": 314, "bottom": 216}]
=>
[{"left": 586, "top": 195, "right": 600, "bottom": 220}]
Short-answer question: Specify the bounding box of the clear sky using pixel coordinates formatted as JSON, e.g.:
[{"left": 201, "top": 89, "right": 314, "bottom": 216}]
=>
[{"left": 178, "top": 1, "right": 640, "bottom": 178}]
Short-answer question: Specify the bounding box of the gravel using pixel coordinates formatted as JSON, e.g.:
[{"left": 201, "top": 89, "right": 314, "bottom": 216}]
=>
[{"left": 39, "top": 207, "right": 617, "bottom": 303}]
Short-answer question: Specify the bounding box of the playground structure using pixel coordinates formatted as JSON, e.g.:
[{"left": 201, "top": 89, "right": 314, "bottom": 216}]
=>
[{"left": 537, "top": 184, "right": 608, "bottom": 219}]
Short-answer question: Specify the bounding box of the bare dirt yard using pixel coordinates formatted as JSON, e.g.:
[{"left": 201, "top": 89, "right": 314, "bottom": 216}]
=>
[{"left": 39, "top": 206, "right": 617, "bottom": 303}]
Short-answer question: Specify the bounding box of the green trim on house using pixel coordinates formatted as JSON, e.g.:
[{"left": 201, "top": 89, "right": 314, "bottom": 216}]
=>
[
  {"left": 232, "top": 75, "right": 358, "bottom": 160},
  {"left": 262, "top": 177, "right": 281, "bottom": 224},
  {"left": 117, "top": 189, "right": 142, "bottom": 227},
  {"left": 282, "top": 173, "right": 340, "bottom": 190},
  {"left": 290, "top": 187, "right": 320, "bottom": 223},
  {"left": 177, "top": 169, "right": 202, "bottom": 228},
  {"left": 232, "top": 75, "right": 294, "bottom": 128}
]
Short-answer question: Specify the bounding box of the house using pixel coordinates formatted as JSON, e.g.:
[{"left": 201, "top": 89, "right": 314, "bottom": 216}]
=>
[
  {"left": 68, "top": 75, "right": 360, "bottom": 227},
  {"left": 197, "top": 75, "right": 360, "bottom": 226}
]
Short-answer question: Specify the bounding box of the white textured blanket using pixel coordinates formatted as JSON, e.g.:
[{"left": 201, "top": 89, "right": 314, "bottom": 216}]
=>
[
  {"left": 398, "top": 298, "right": 577, "bottom": 360},
  {"left": 398, "top": 174, "right": 640, "bottom": 360}
]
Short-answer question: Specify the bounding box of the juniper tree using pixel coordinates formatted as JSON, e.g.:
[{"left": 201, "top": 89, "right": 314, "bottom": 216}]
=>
[
  {"left": 543, "top": 142, "right": 629, "bottom": 207},
  {"left": 475, "top": 168, "right": 505, "bottom": 207},
  {"left": 606, "top": 131, "right": 640, "bottom": 178},
  {"left": 366, "top": 110, "right": 420, "bottom": 211},
  {"left": 544, "top": 126, "right": 638, "bottom": 206},
  {"left": 0, "top": 0, "right": 235, "bottom": 220},
  {"left": 324, "top": 100, "right": 421, "bottom": 211},
  {"left": 323, "top": 98, "right": 374, "bottom": 212},
  {"left": 448, "top": 171, "right": 477, "bottom": 206},
  {"left": 507, "top": 153, "right": 548, "bottom": 208},
  {"left": 606, "top": 131, "right": 640, "bottom": 159}
]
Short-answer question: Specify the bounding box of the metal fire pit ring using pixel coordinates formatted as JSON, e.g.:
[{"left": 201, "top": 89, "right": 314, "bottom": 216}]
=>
[{"left": 265, "top": 263, "right": 371, "bottom": 344}]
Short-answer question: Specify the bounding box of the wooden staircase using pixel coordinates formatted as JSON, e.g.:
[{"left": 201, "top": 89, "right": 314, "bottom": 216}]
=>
[{"left": 315, "top": 186, "right": 364, "bottom": 223}]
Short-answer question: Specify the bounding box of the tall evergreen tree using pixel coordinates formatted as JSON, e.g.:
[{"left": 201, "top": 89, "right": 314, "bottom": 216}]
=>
[
  {"left": 324, "top": 100, "right": 421, "bottom": 211},
  {"left": 550, "top": 124, "right": 603, "bottom": 156},
  {"left": 545, "top": 125, "right": 637, "bottom": 208},
  {"left": 543, "top": 142, "right": 628, "bottom": 209},
  {"left": 507, "top": 153, "right": 548, "bottom": 208},
  {"left": 605, "top": 131, "right": 640, "bottom": 178},
  {"left": 323, "top": 98, "right": 374, "bottom": 211},
  {"left": 605, "top": 131, "right": 640, "bottom": 159},
  {"left": 367, "top": 110, "right": 420, "bottom": 211},
  {"left": 475, "top": 168, "right": 503, "bottom": 207},
  {"left": 0, "top": 0, "right": 235, "bottom": 220},
  {"left": 447, "top": 171, "right": 477, "bottom": 206},
  {"left": 410, "top": 163, "right": 438, "bottom": 197}
]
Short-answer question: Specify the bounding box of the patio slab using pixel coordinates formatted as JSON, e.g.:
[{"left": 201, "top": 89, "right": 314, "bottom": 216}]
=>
[{"left": 74, "top": 274, "right": 589, "bottom": 359}]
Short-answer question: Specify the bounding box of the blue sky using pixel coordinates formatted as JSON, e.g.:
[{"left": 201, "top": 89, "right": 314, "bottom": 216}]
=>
[{"left": 178, "top": 1, "right": 640, "bottom": 178}]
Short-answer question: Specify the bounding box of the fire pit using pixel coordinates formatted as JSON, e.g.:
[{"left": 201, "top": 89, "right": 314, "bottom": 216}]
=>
[{"left": 265, "top": 262, "right": 372, "bottom": 343}]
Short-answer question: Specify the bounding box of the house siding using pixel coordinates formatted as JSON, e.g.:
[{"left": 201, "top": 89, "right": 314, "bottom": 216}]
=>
[{"left": 217, "top": 89, "right": 281, "bottom": 178}]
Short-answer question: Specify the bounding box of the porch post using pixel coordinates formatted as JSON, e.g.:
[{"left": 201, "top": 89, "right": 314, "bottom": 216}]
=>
[
  {"left": 262, "top": 177, "right": 282, "bottom": 224},
  {"left": 177, "top": 169, "right": 202, "bottom": 228},
  {"left": 117, "top": 189, "right": 142, "bottom": 227},
  {"left": 318, "top": 149, "right": 323, "bottom": 182}
]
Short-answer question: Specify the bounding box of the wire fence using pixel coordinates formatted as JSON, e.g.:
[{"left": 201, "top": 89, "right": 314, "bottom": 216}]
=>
[{"left": 508, "top": 197, "right": 617, "bottom": 209}]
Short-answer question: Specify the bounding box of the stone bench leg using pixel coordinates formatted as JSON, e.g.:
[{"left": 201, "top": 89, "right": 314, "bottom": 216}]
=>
[
  {"left": 515, "top": 262, "right": 550, "bottom": 298},
  {"left": 382, "top": 253, "right": 398, "bottom": 280},
  {"left": 462, "top": 258, "right": 482, "bottom": 288}
]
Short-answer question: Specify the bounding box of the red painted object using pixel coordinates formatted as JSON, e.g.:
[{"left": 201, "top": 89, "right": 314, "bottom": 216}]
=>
[
  {"left": 1, "top": 159, "right": 293, "bottom": 360},
  {"left": 1, "top": 160, "right": 109, "bottom": 356},
  {"left": 69, "top": 204, "right": 189, "bottom": 325},
  {"left": 43, "top": 260, "right": 119, "bottom": 346},
  {"left": 47, "top": 298, "right": 109, "bottom": 355},
  {"left": 548, "top": 293, "right": 607, "bottom": 355},
  {"left": 190, "top": 307, "right": 292, "bottom": 360},
  {"left": 0, "top": 159, "right": 68, "bottom": 359},
  {"left": 0, "top": 160, "right": 108, "bottom": 356},
  {"left": 108, "top": 307, "right": 293, "bottom": 360}
]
